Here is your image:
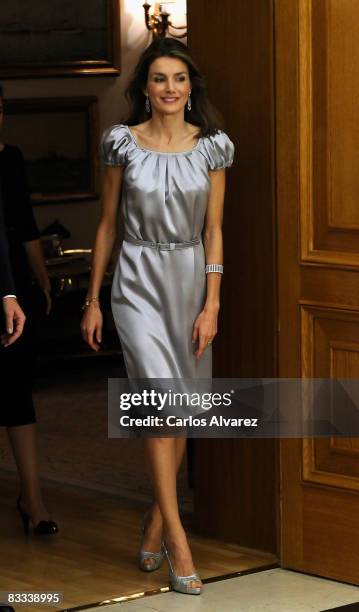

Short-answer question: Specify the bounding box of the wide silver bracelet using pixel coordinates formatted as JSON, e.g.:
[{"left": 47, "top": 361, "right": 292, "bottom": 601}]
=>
[{"left": 205, "top": 264, "right": 224, "bottom": 274}]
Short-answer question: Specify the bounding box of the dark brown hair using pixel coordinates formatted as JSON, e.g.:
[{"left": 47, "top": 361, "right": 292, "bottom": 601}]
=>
[{"left": 121, "top": 38, "right": 225, "bottom": 137}]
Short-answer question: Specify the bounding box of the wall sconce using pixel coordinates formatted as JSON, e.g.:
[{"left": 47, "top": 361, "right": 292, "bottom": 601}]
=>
[{"left": 143, "top": 1, "right": 187, "bottom": 39}]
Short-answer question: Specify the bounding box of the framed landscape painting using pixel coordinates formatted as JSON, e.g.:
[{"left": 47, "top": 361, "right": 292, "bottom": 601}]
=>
[
  {"left": 3, "top": 97, "right": 100, "bottom": 204},
  {"left": 0, "top": 0, "right": 120, "bottom": 78}
]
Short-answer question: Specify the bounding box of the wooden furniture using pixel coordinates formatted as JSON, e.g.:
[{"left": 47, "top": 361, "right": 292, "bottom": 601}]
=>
[{"left": 35, "top": 256, "right": 120, "bottom": 361}]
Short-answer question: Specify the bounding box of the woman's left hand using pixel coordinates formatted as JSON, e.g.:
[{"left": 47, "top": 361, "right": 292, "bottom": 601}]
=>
[{"left": 192, "top": 305, "right": 219, "bottom": 360}]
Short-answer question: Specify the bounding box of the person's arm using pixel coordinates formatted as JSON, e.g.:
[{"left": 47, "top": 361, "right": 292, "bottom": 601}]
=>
[
  {"left": 24, "top": 239, "right": 52, "bottom": 315},
  {"left": 192, "top": 168, "right": 226, "bottom": 360},
  {"left": 0, "top": 185, "right": 16, "bottom": 298},
  {"left": 11, "top": 147, "right": 52, "bottom": 314},
  {"left": 0, "top": 185, "right": 26, "bottom": 345},
  {"left": 80, "top": 165, "right": 124, "bottom": 351}
]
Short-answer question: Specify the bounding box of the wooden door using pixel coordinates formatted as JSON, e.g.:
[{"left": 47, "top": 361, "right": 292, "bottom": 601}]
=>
[
  {"left": 276, "top": 0, "right": 359, "bottom": 583},
  {"left": 188, "top": 1, "right": 279, "bottom": 555}
]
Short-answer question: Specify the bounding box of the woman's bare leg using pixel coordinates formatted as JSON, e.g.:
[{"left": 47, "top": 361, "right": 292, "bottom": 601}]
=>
[
  {"left": 7, "top": 424, "right": 50, "bottom": 525},
  {"left": 141, "top": 436, "right": 186, "bottom": 565},
  {"left": 143, "top": 436, "right": 201, "bottom": 588}
]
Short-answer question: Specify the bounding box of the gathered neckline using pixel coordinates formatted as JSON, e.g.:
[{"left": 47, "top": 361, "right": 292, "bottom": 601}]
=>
[{"left": 124, "top": 124, "right": 202, "bottom": 156}]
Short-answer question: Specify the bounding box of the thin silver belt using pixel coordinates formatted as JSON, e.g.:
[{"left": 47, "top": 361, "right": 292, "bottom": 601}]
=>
[{"left": 124, "top": 234, "right": 201, "bottom": 251}]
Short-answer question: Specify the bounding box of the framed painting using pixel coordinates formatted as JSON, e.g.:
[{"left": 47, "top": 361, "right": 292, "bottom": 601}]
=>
[
  {"left": 3, "top": 97, "right": 100, "bottom": 204},
  {"left": 0, "top": 0, "right": 120, "bottom": 78}
]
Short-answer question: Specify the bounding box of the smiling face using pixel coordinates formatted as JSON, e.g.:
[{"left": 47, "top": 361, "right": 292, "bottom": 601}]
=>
[{"left": 145, "top": 56, "right": 191, "bottom": 116}]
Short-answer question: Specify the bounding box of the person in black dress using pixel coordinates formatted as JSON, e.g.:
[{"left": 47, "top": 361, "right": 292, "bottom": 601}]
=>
[{"left": 0, "top": 86, "right": 58, "bottom": 535}]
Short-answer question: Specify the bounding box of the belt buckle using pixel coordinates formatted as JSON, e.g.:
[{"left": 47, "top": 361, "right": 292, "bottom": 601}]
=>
[{"left": 155, "top": 241, "right": 176, "bottom": 251}]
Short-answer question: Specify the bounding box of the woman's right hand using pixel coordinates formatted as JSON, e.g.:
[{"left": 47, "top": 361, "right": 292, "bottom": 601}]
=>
[{"left": 80, "top": 302, "right": 103, "bottom": 351}]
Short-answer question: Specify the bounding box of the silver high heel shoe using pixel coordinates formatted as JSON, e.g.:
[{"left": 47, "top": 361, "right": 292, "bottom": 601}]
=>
[
  {"left": 138, "top": 511, "right": 164, "bottom": 572},
  {"left": 161, "top": 540, "right": 203, "bottom": 595}
]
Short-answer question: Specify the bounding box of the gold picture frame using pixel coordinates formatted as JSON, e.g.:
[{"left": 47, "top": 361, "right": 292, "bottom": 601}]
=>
[
  {"left": 0, "top": 0, "right": 120, "bottom": 79},
  {"left": 3, "top": 96, "right": 100, "bottom": 204}
]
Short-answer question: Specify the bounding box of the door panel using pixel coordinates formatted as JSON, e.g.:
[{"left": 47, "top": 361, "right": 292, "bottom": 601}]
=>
[{"left": 301, "top": 0, "right": 359, "bottom": 261}]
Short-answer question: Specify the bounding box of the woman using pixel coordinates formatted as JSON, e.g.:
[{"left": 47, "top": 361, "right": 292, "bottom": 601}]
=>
[
  {"left": 81, "top": 38, "right": 234, "bottom": 595},
  {"left": 0, "top": 85, "right": 58, "bottom": 536}
]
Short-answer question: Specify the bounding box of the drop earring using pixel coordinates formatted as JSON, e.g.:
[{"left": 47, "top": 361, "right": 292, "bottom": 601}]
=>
[
  {"left": 187, "top": 91, "right": 192, "bottom": 111},
  {"left": 145, "top": 95, "right": 151, "bottom": 113}
]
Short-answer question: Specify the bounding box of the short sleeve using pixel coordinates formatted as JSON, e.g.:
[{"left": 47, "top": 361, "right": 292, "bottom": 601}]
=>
[
  {"left": 200, "top": 130, "right": 235, "bottom": 171},
  {"left": 99, "top": 124, "right": 131, "bottom": 167}
]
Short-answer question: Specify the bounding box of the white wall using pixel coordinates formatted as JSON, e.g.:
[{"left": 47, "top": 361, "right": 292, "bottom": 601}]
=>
[{"left": 2, "top": 1, "right": 186, "bottom": 248}]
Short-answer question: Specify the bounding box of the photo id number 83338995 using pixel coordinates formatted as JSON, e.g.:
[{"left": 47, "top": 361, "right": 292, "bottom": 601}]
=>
[{"left": 0, "top": 592, "right": 63, "bottom": 606}]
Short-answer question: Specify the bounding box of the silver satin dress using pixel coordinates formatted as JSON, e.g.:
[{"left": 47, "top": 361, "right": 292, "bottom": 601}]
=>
[{"left": 100, "top": 124, "right": 235, "bottom": 379}]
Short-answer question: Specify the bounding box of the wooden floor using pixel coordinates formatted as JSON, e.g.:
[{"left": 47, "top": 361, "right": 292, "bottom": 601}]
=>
[{"left": 0, "top": 472, "right": 278, "bottom": 611}]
